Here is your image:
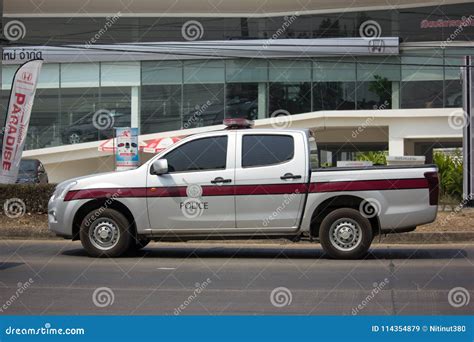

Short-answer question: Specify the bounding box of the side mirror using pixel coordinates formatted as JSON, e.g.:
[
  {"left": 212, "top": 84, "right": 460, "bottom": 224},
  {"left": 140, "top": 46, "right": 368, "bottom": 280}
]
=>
[{"left": 150, "top": 159, "right": 168, "bottom": 175}]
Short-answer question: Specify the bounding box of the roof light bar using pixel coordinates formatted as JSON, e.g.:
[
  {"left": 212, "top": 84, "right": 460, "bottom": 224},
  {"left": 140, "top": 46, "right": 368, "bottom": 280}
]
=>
[{"left": 223, "top": 118, "right": 254, "bottom": 129}]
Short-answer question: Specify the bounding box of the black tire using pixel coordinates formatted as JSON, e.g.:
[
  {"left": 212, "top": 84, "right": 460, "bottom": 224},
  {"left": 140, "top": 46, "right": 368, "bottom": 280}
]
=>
[
  {"left": 319, "top": 208, "right": 373, "bottom": 259},
  {"left": 80, "top": 208, "right": 132, "bottom": 257}
]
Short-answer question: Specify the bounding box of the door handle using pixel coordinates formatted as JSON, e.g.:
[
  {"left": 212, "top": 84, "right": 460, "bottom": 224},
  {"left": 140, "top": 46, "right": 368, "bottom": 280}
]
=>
[
  {"left": 211, "top": 177, "right": 232, "bottom": 184},
  {"left": 280, "top": 173, "right": 302, "bottom": 180}
]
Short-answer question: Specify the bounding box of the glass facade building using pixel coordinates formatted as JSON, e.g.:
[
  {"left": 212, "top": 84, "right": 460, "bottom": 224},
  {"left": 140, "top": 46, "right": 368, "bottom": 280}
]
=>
[{"left": 1, "top": 2, "right": 473, "bottom": 150}]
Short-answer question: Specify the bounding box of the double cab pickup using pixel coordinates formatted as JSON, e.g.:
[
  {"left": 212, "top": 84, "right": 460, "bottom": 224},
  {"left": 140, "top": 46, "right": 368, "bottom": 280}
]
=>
[{"left": 49, "top": 119, "right": 439, "bottom": 259}]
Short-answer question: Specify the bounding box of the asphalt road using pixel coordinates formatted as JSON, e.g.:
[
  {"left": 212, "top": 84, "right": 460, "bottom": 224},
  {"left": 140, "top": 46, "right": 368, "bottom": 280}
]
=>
[{"left": 0, "top": 240, "right": 473, "bottom": 315}]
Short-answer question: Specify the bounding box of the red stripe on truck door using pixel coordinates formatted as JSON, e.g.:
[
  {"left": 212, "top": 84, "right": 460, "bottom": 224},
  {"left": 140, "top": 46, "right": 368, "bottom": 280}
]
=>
[
  {"left": 308, "top": 178, "right": 429, "bottom": 193},
  {"left": 64, "top": 178, "right": 428, "bottom": 201}
]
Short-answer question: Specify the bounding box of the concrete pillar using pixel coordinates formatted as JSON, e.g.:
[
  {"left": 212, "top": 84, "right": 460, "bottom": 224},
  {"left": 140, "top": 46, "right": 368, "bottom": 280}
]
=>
[
  {"left": 258, "top": 82, "right": 267, "bottom": 119},
  {"left": 131, "top": 86, "right": 141, "bottom": 132},
  {"left": 391, "top": 82, "right": 400, "bottom": 109},
  {"left": 389, "top": 137, "right": 404, "bottom": 156}
]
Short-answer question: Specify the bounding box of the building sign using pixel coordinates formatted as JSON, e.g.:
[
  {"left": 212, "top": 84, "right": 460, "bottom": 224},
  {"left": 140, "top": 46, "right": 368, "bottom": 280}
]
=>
[
  {"left": 1, "top": 38, "right": 400, "bottom": 65},
  {"left": 420, "top": 16, "right": 474, "bottom": 29},
  {"left": 115, "top": 127, "right": 139, "bottom": 171},
  {"left": 0, "top": 59, "right": 43, "bottom": 184}
]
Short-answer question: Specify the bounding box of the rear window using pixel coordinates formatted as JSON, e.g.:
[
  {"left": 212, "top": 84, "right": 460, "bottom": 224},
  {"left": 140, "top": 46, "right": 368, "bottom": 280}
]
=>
[{"left": 242, "top": 135, "right": 294, "bottom": 168}]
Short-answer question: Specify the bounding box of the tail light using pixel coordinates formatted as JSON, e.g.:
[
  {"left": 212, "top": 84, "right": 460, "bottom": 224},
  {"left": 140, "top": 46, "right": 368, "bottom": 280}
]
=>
[{"left": 424, "top": 171, "right": 439, "bottom": 206}]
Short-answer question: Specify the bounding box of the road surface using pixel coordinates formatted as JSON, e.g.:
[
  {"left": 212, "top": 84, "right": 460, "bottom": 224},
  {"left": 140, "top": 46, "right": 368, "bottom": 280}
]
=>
[{"left": 0, "top": 240, "right": 472, "bottom": 315}]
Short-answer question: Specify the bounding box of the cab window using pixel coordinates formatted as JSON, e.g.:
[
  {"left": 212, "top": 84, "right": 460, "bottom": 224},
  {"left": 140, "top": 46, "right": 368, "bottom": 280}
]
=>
[
  {"left": 242, "top": 134, "right": 294, "bottom": 168},
  {"left": 164, "top": 136, "right": 228, "bottom": 172}
]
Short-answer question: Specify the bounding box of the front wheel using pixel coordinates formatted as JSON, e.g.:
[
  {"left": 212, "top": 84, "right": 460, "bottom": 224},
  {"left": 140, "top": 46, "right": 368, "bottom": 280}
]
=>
[
  {"left": 80, "top": 208, "right": 132, "bottom": 257},
  {"left": 319, "top": 208, "right": 373, "bottom": 259}
]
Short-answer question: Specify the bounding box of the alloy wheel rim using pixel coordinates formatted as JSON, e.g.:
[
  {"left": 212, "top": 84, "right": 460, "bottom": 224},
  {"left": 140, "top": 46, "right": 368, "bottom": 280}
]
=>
[{"left": 69, "top": 133, "right": 81, "bottom": 144}]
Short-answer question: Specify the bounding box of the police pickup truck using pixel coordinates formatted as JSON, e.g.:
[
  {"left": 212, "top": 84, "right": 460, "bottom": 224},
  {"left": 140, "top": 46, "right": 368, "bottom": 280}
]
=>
[{"left": 49, "top": 119, "right": 439, "bottom": 259}]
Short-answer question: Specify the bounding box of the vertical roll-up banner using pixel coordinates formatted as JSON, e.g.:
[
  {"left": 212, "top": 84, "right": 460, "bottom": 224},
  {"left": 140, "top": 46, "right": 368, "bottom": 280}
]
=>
[
  {"left": 0, "top": 59, "right": 43, "bottom": 184},
  {"left": 115, "top": 127, "right": 139, "bottom": 171}
]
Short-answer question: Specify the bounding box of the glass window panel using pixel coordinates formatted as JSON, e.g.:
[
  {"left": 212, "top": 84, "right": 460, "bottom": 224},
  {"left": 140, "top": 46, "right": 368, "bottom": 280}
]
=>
[
  {"left": 445, "top": 57, "right": 463, "bottom": 81},
  {"left": 313, "top": 82, "right": 356, "bottom": 110},
  {"left": 445, "top": 79, "right": 463, "bottom": 108},
  {"left": 357, "top": 57, "right": 400, "bottom": 82},
  {"left": 184, "top": 60, "right": 225, "bottom": 84},
  {"left": 269, "top": 60, "right": 311, "bottom": 82},
  {"left": 100, "top": 87, "right": 131, "bottom": 131},
  {"left": 141, "top": 85, "right": 182, "bottom": 134},
  {"left": 357, "top": 81, "right": 392, "bottom": 109},
  {"left": 401, "top": 81, "right": 443, "bottom": 108},
  {"left": 182, "top": 84, "right": 225, "bottom": 127},
  {"left": 225, "top": 83, "right": 258, "bottom": 120},
  {"left": 60, "top": 87, "right": 100, "bottom": 144},
  {"left": 313, "top": 60, "right": 356, "bottom": 82},
  {"left": 164, "top": 136, "right": 228, "bottom": 172},
  {"left": 242, "top": 135, "right": 294, "bottom": 168},
  {"left": 269, "top": 82, "right": 311, "bottom": 115},
  {"left": 27, "top": 88, "right": 60, "bottom": 150},
  {"left": 1, "top": 65, "right": 17, "bottom": 90},
  {"left": 101, "top": 62, "right": 140, "bottom": 86},
  {"left": 142, "top": 61, "right": 182, "bottom": 85},
  {"left": 402, "top": 50, "right": 444, "bottom": 81},
  {"left": 38, "top": 64, "right": 60, "bottom": 89},
  {"left": 2, "top": 64, "right": 60, "bottom": 89},
  {"left": 61, "top": 63, "right": 100, "bottom": 88},
  {"left": 226, "top": 60, "right": 267, "bottom": 83}
]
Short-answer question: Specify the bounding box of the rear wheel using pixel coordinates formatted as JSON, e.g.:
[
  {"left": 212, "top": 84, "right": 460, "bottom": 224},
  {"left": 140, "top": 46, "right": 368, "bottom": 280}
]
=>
[
  {"left": 80, "top": 208, "right": 132, "bottom": 257},
  {"left": 319, "top": 208, "right": 373, "bottom": 259}
]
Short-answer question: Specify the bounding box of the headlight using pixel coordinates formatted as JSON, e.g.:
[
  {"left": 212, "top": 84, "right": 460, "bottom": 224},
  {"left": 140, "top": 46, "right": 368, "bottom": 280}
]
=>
[{"left": 56, "top": 181, "right": 78, "bottom": 200}]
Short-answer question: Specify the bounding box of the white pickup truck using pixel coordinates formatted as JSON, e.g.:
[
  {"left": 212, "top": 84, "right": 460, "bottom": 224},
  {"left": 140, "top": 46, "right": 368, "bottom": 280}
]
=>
[{"left": 48, "top": 119, "right": 439, "bottom": 259}]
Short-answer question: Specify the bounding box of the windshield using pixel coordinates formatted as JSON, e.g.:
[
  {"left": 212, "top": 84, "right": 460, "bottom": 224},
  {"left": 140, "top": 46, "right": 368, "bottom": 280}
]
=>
[{"left": 19, "top": 160, "right": 37, "bottom": 172}]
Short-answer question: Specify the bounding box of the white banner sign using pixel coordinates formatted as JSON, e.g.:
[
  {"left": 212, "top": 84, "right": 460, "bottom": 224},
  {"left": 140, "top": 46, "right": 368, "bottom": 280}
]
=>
[{"left": 0, "top": 60, "right": 43, "bottom": 184}]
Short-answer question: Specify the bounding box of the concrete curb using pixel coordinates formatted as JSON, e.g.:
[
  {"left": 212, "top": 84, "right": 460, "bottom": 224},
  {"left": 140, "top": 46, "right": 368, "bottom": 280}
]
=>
[{"left": 0, "top": 230, "right": 473, "bottom": 244}]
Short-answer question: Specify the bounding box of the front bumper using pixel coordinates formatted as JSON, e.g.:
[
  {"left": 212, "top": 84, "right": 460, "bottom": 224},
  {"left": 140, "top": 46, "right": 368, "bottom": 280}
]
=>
[{"left": 48, "top": 195, "right": 83, "bottom": 238}]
